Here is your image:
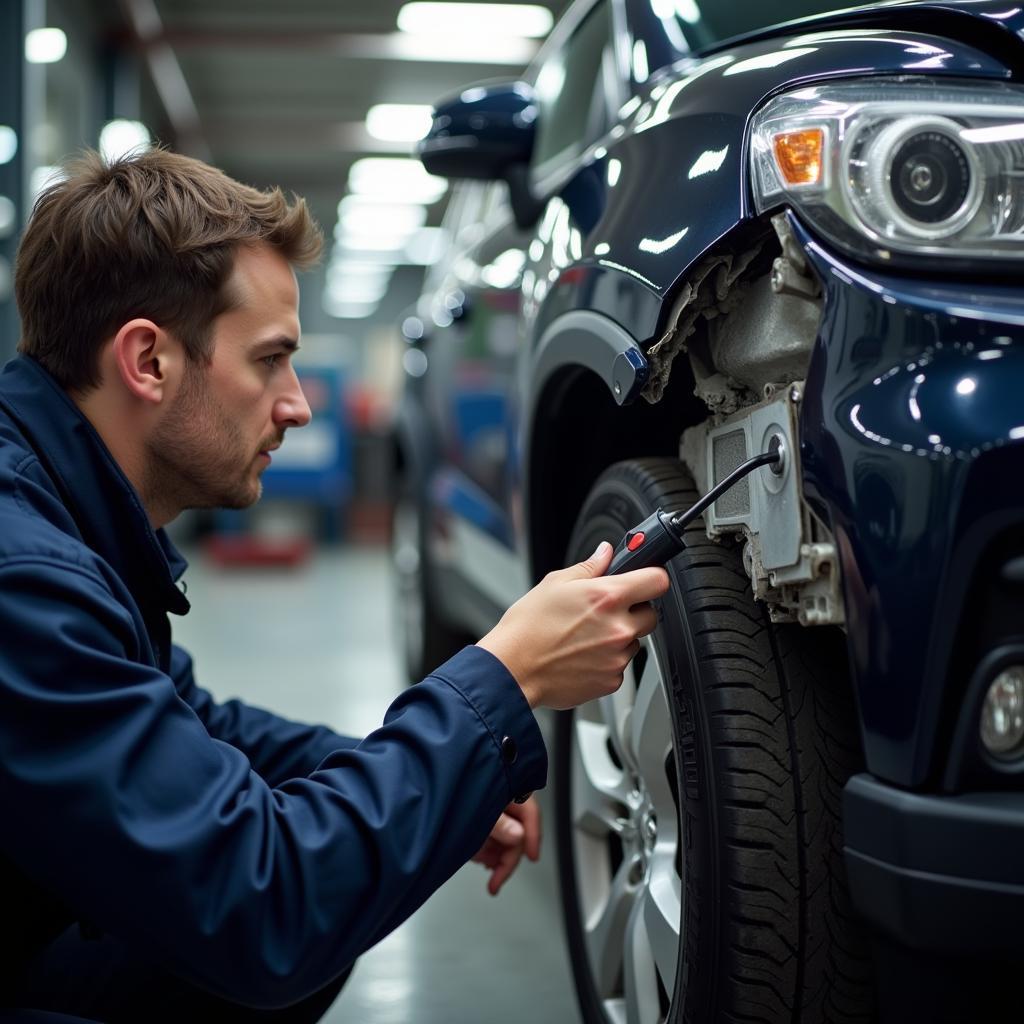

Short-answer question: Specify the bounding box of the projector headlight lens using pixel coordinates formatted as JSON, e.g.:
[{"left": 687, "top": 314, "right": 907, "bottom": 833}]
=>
[{"left": 750, "top": 80, "right": 1024, "bottom": 262}]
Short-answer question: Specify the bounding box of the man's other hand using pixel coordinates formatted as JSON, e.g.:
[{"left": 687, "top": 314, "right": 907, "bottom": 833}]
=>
[
  {"left": 476, "top": 541, "right": 670, "bottom": 710},
  {"left": 472, "top": 797, "right": 541, "bottom": 896}
]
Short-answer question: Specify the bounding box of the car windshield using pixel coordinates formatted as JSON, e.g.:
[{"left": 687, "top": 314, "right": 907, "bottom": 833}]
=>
[{"left": 679, "top": 0, "right": 874, "bottom": 48}]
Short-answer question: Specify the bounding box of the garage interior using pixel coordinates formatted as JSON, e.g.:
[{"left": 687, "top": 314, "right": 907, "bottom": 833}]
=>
[
  {"left": 3, "top": 0, "right": 1018, "bottom": 1021},
  {"left": 0, "top": 1, "right": 579, "bottom": 1021}
]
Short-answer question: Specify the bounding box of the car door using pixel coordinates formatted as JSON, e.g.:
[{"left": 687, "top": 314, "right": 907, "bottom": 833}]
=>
[
  {"left": 421, "top": 0, "right": 626, "bottom": 629},
  {"left": 421, "top": 182, "right": 533, "bottom": 627}
]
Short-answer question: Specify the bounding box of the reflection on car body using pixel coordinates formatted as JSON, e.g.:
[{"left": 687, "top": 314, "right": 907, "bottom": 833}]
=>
[{"left": 391, "top": 1, "right": 1024, "bottom": 1020}]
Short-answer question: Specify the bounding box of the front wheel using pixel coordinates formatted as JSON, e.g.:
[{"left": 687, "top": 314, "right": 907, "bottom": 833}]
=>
[{"left": 555, "top": 458, "right": 874, "bottom": 1024}]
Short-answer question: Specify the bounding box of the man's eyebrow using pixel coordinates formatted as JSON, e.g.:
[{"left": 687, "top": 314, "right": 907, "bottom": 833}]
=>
[{"left": 255, "top": 336, "right": 300, "bottom": 353}]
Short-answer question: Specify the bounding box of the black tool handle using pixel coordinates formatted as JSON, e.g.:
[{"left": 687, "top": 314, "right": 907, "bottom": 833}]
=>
[
  {"left": 605, "top": 449, "right": 781, "bottom": 578},
  {"left": 606, "top": 508, "right": 686, "bottom": 575}
]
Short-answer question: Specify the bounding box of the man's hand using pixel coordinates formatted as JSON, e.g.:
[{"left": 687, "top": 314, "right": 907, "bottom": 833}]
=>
[
  {"left": 476, "top": 541, "right": 669, "bottom": 710},
  {"left": 472, "top": 797, "right": 541, "bottom": 896}
]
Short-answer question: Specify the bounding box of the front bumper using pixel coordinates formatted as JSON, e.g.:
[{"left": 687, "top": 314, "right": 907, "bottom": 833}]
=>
[
  {"left": 844, "top": 774, "right": 1024, "bottom": 954},
  {"left": 795, "top": 219, "right": 1024, "bottom": 788}
]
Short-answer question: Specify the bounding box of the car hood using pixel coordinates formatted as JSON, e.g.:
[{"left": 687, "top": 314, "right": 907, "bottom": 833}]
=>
[{"left": 706, "top": 1, "right": 1024, "bottom": 61}]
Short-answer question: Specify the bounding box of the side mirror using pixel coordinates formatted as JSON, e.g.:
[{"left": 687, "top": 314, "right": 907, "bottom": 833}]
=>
[{"left": 418, "top": 81, "right": 544, "bottom": 229}]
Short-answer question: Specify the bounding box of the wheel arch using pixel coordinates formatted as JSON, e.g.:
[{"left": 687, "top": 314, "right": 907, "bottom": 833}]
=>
[{"left": 525, "top": 352, "right": 705, "bottom": 582}]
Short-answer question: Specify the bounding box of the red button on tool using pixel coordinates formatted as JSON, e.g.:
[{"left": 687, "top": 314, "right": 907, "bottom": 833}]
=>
[{"left": 627, "top": 532, "right": 646, "bottom": 551}]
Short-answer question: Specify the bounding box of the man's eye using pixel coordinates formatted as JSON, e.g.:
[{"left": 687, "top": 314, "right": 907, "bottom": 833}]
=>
[{"left": 262, "top": 354, "right": 282, "bottom": 369}]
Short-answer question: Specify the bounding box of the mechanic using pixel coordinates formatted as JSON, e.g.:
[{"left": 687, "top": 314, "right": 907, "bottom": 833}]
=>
[{"left": 0, "top": 149, "right": 668, "bottom": 1024}]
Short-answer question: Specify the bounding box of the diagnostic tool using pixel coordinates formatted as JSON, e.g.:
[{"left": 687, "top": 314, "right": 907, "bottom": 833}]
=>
[{"left": 606, "top": 444, "right": 784, "bottom": 575}]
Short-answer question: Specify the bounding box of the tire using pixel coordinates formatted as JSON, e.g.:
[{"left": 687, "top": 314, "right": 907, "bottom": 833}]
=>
[
  {"left": 390, "top": 480, "right": 469, "bottom": 684},
  {"left": 555, "top": 457, "right": 875, "bottom": 1024}
]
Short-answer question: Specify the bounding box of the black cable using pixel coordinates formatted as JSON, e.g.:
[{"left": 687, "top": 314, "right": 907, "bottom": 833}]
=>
[
  {"left": 605, "top": 447, "right": 782, "bottom": 575},
  {"left": 668, "top": 449, "right": 781, "bottom": 530}
]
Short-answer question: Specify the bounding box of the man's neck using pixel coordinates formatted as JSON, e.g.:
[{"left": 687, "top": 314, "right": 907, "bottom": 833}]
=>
[{"left": 72, "top": 387, "right": 174, "bottom": 529}]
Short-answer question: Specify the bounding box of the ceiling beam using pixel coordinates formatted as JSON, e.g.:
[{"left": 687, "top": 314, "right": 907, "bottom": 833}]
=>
[{"left": 116, "top": 0, "right": 209, "bottom": 158}]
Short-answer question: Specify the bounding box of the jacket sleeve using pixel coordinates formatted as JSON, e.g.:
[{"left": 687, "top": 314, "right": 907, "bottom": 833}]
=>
[
  {"left": 169, "top": 644, "right": 360, "bottom": 787},
  {"left": 0, "top": 558, "right": 546, "bottom": 1009}
]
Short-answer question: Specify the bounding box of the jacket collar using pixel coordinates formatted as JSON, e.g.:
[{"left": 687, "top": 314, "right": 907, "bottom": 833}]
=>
[{"left": 0, "top": 355, "right": 190, "bottom": 616}]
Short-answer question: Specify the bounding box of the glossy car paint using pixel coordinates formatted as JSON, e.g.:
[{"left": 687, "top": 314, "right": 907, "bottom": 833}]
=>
[
  {"left": 798, "top": 221, "right": 1024, "bottom": 786},
  {"left": 407, "top": 0, "right": 1024, "bottom": 776},
  {"left": 411, "top": 187, "right": 534, "bottom": 633},
  {"left": 526, "top": 19, "right": 1008, "bottom": 347},
  {"left": 522, "top": 6, "right": 1024, "bottom": 792}
]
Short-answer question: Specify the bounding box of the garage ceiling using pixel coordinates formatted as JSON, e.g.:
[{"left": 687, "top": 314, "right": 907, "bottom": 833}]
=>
[{"left": 108, "top": 0, "right": 571, "bottom": 333}]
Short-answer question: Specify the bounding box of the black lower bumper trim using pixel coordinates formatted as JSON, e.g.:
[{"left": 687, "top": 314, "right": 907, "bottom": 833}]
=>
[{"left": 843, "top": 773, "right": 1024, "bottom": 954}]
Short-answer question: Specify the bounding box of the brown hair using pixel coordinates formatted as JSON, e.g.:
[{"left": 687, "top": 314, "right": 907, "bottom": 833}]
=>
[{"left": 15, "top": 148, "right": 323, "bottom": 392}]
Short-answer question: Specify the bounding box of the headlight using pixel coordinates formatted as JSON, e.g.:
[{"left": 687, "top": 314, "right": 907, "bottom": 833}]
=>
[{"left": 750, "top": 80, "right": 1024, "bottom": 262}]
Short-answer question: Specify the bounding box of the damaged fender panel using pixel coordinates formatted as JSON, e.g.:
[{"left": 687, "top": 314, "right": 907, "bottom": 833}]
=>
[
  {"left": 642, "top": 243, "right": 763, "bottom": 405},
  {"left": 671, "top": 214, "right": 842, "bottom": 624}
]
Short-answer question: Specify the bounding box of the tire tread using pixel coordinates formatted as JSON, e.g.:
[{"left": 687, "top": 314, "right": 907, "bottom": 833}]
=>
[{"left": 616, "top": 458, "right": 873, "bottom": 1024}]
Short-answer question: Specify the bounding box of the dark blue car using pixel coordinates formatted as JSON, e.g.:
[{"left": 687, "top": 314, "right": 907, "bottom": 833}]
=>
[{"left": 391, "top": 1, "right": 1024, "bottom": 1020}]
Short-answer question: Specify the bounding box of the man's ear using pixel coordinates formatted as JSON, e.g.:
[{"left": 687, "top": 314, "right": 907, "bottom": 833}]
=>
[{"left": 110, "top": 319, "right": 182, "bottom": 405}]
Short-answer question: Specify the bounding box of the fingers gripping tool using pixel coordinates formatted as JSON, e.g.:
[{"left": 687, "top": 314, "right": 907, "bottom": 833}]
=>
[{"left": 606, "top": 444, "right": 784, "bottom": 576}]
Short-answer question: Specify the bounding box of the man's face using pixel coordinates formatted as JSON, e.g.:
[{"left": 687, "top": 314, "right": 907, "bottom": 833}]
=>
[{"left": 147, "top": 243, "right": 311, "bottom": 513}]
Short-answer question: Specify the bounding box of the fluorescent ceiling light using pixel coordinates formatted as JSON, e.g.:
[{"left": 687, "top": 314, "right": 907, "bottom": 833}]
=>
[
  {"left": 326, "top": 265, "right": 393, "bottom": 299},
  {"left": 330, "top": 242, "right": 397, "bottom": 267},
  {"left": 0, "top": 126, "right": 17, "bottom": 165},
  {"left": 25, "top": 28, "right": 67, "bottom": 64},
  {"left": 337, "top": 193, "right": 425, "bottom": 211},
  {"left": 339, "top": 201, "right": 426, "bottom": 236},
  {"left": 327, "top": 277, "right": 391, "bottom": 304},
  {"left": 327, "top": 261, "right": 394, "bottom": 282},
  {"left": 348, "top": 158, "right": 447, "bottom": 203},
  {"left": 336, "top": 196, "right": 428, "bottom": 230},
  {"left": 385, "top": 32, "right": 536, "bottom": 63},
  {"left": 30, "top": 165, "right": 65, "bottom": 203},
  {"left": 366, "top": 104, "right": 433, "bottom": 143},
  {"left": 332, "top": 227, "right": 448, "bottom": 265},
  {"left": 0, "top": 196, "right": 16, "bottom": 237},
  {"left": 397, "top": 2, "right": 552, "bottom": 38},
  {"left": 323, "top": 294, "right": 380, "bottom": 319},
  {"left": 336, "top": 231, "right": 412, "bottom": 253},
  {"left": 99, "top": 120, "right": 151, "bottom": 164}
]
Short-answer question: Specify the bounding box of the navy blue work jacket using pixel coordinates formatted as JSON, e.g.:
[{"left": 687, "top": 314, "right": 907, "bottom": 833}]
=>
[{"left": 0, "top": 355, "right": 546, "bottom": 1008}]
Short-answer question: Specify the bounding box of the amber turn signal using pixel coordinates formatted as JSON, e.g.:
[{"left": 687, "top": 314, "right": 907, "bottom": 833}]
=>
[{"left": 772, "top": 128, "right": 825, "bottom": 186}]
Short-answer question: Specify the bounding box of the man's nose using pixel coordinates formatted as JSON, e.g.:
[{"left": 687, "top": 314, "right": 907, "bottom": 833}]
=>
[{"left": 273, "top": 367, "right": 312, "bottom": 428}]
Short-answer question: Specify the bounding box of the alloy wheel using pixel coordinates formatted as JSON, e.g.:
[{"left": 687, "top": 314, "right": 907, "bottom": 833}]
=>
[{"left": 569, "top": 638, "right": 682, "bottom": 1024}]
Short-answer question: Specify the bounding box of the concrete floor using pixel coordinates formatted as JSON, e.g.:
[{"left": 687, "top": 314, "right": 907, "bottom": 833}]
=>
[{"left": 170, "top": 542, "right": 581, "bottom": 1024}]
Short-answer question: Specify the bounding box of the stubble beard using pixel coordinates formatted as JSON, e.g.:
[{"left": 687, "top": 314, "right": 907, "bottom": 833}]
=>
[{"left": 146, "top": 362, "right": 265, "bottom": 515}]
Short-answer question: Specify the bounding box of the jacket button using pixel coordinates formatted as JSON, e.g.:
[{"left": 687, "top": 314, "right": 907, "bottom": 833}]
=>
[{"left": 500, "top": 735, "right": 518, "bottom": 765}]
